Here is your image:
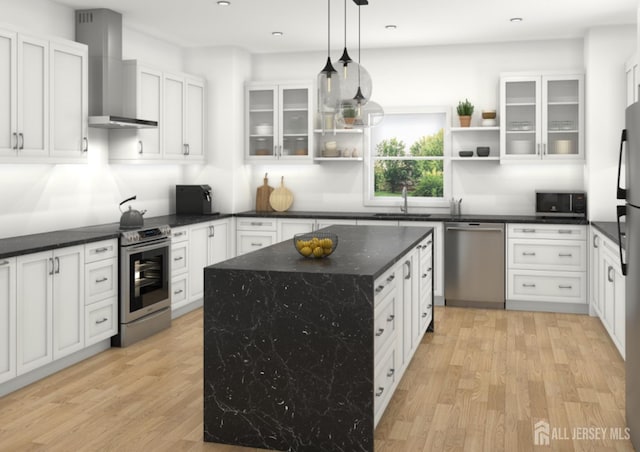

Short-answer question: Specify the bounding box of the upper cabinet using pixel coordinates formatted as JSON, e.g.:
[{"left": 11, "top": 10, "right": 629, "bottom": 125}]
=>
[
  {"left": 0, "top": 27, "right": 88, "bottom": 163},
  {"left": 109, "top": 62, "right": 205, "bottom": 163},
  {"left": 500, "top": 73, "right": 584, "bottom": 162},
  {"left": 245, "top": 81, "right": 313, "bottom": 163}
]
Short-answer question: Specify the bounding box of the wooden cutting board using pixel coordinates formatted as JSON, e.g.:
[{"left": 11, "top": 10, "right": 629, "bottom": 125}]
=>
[
  {"left": 269, "top": 176, "right": 293, "bottom": 212},
  {"left": 255, "top": 173, "right": 274, "bottom": 212}
]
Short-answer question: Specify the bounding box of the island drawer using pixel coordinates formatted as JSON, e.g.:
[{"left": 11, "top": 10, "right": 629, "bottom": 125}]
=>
[
  {"left": 374, "top": 287, "right": 399, "bottom": 355},
  {"left": 374, "top": 266, "right": 398, "bottom": 306},
  {"left": 374, "top": 341, "right": 397, "bottom": 423}
]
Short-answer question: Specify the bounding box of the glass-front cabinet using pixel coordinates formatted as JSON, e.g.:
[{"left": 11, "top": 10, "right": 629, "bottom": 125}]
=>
[
  {"left": 500, "top": 73, "right": 584, "bottom": 161},
  {"left": 245, "top": 81, "right": 312, "bottom": 163}
]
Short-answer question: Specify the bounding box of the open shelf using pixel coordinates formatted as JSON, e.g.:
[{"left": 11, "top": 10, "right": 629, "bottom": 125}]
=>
[
  {"left": 450, "top": 126, "right": 500, "bottom": 132},
  {"left": 451, "top": 156, "right": 500, "bottom": 161}
]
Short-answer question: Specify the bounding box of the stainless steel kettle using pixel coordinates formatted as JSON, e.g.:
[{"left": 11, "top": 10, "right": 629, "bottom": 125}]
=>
[{"left": 119, "top": 196, "right": 146, "bottom": 229}]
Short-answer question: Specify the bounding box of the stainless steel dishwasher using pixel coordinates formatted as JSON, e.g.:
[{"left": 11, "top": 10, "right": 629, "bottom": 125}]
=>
[{"left": 444, "top": 222, "right": 505, "bottom": 309}]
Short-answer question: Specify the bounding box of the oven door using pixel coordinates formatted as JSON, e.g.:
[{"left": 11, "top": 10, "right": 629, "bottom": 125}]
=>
[{"left": 120, "top": 239, "right": 171, "bottom": 323}]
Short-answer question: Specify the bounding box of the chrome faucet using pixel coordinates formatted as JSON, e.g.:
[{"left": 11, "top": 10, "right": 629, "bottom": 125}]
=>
[{"left": 400, "top": 185, "right": 408, "bottom": 214}]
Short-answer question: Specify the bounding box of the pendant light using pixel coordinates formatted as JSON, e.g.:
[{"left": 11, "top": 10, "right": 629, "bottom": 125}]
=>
[
  {"left": 337, "top": 0, "right": 372, "bottom": 102},
  {"left": 317, "top": 0, "right": 342, "bottom": 115}
]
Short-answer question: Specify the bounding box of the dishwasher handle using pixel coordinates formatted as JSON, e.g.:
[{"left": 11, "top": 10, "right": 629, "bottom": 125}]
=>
[{"left": 446, "top": 226, "right": 504, "bottom": 233}]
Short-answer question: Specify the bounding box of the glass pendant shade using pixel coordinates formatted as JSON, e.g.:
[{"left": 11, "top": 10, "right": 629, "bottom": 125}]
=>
[
  {"left": 318, "top": 57, "right": 342, "bottom": 112},
  {"left": 337, "top": 98, "right": 383, "bottom": 128},
  {"left": 338, "top": 59, "right": 372, "bottom": 104}
]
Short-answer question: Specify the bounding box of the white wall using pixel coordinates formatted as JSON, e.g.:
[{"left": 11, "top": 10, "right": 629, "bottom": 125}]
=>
[
  {"left": 584, "top": 25, "right": 636, "bottom": 221},
  {"left": 247, "top": 39, "right": 588, "bottom": 215}
]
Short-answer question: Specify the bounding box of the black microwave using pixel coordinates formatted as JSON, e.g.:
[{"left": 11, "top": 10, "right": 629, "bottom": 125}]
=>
[{"left": 535, "top": 191, "right": 587, "bottom": 218}]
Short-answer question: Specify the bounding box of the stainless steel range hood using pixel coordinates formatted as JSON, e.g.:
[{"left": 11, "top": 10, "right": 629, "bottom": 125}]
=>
[{"left": 76, "top": 9, "right": 158, "bottom": 129}]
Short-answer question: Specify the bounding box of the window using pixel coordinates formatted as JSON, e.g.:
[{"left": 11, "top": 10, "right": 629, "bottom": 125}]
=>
[{"left": 365, "top": 107, "right": 451, "bottom": 207}]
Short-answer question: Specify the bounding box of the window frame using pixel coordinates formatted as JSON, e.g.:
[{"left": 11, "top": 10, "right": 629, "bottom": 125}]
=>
[{"left": 363, "top": 106, "right": 452, "bottom": 208}]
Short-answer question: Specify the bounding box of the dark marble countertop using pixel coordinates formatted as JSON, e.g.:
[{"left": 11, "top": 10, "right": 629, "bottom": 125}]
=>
[
  {"left": 592, "top": 221, "right": 626, "bottom": 249},
  {"left": 0, "top": 213, "right": 233, "bottom": 259},
  {"left": 210, "top": 224, "right": 432, "bottom": 279},
  {"left": 236, "top": 210, "right": 589, "bottom": 225}
]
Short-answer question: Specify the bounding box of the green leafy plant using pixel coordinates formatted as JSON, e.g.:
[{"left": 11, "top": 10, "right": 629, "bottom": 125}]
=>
[
  {"left": 456, "top": 98, "right": 474, "bottom": 116},
  {"left": 342, "top": 104, "right": 357, "bottom": 118}
]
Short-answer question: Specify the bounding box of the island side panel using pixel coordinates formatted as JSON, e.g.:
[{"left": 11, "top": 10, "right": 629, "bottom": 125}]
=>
[{"left": 203, "top": 267, "right": 375, "bottom": 452}]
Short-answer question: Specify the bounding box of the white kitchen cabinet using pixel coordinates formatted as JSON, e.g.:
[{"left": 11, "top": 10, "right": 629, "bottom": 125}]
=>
[
  {"left": 315, "top": 218, "right": 357, "bottom": 229},
  {"left": 500, "top": 73, "right": 584, "bottom": 161},
  {"left": 246, "top": 81, "right": 313, "bottom": 162},
  {"left": 276, "top": 218, "right": 357, "bottom": 243},
  {"left": 589, "top": 229, "right": 603, "bottom": 317},
  {"left": 399, "top": 221, "right": 444, "bottom": 302},
  {"left": 16, "top": 245, "right": 84, "bottom": 375},
  {"left": 170, "top": 227, "right": 190, "bottom": 313},
  {"left": 110, "top": 61, "right": 162, "bottom": 160},
  {"left": 598, "top": 233, "right": 626, "bottom": 359},
  {"left": 188, "top": 219, "right": 231, "bottom": 304},
  {"left": 236, "top": 217, "right": 278, "bottom": 256},
  {"left": 0, "top": 258, "right": 16, "bottom": 384},
  {"left": 0, "top": 31, "right": 49, "bottom": 159},
  {"left": 84, "top": 239, "right": 117, "bottom": 346},
  {"left": 163, "top": 73, "right": 205, "bottom": 161},
  {"left": 50, "top": 40, "right": 88, "bottom": 159},
  {"left": 506, "top": 223, "right": 587, "bottom": 310}
]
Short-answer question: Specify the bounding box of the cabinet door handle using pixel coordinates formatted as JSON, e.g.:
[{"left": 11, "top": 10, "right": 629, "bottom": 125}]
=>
[
  {"left": 543, "top": 143, "right": 547, "bottom": 155},
  {"left": 183, "top": 144, "right": 188, "bottom": 155},
  {"left": 251, "top": 242, "right": 263, "bottom": 247},
  {"left": 95, "top": 277, "right": 108, "bottom": 283},
  {"left": 537, "top": 143, "right": 541, "bottom": 155},
  {"left": 174, "top": 289, "right": 184, "bottom": 295},
  {"left": 386, "top": 368, "right": 395, "bottom": 378},
  {"left": 18, "top": 132, "right": 24, "bottom": 150},
  {"left": 375, "top": 387, "right": 384, "bottom": 397},
  {"left": 522, "top": 283, "right": 536, "bottom": 288},
  {"left": 54, "top": 257, "right": 60, "bottom": 274},
  {"left": 375, "top": 328, "right": 385, "bottom": 337},
  {"left": 187, "top": 144, "right": 190, "bottom": 155},
  {"left": 558, "top": 284, "right": 573, "bottom": 289},
  {"left": 522, "top": 252, "right": 536, "bottom": 256},
  {"left": 608, "top": 266, "right": 614, "bottom": 282},
  {"left": 82, "top": 137, "right": 88, "bottom": 153},
  {"left": 593, "top": 235, "right": 599, "bottom": 248},
  {"left": 209, "top": 226, "right": 215, "bottom": 237},
  {"left": 49, "top": 257, "right": 54, "bottom": 275},
  {"left": 386, "top": 314, "right": 395, "bottom": 322},
  {"left": 138, "top": 140, "right": 143, "bottom": 154},
  {"left": 95, "top": 317, "right": 108, "bottom": 325},
  {"left": 173, "top": 256, "right": 183, "bottom": 261},
  {"left": 558, "top": 253, "right": 573, "bottom": 257},
  {"left": 12, "top": 132, "right": 17, "bottom": 150},
  {"left": 404, "top": 260, "right": 411, "bottom": 280}
]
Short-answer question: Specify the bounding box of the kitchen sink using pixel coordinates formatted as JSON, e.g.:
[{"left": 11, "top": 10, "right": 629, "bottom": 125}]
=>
[{"left": 373, "top": 213, "right": 431, "bottom": 218}]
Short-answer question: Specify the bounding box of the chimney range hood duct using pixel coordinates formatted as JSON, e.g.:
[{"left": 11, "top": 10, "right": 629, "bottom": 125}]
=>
[{"left": 75, "top": 9, "right": 158, "bottom": 129}]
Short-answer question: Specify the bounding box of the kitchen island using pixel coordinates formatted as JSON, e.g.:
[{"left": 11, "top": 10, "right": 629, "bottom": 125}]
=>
[{"left": 203, "top": 224, "right": 434, "bottom": 451}]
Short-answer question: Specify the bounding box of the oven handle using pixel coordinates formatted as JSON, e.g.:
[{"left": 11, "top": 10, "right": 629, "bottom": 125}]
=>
[{"left": 121, "top": 238, "right": 171, "bottom": 254}]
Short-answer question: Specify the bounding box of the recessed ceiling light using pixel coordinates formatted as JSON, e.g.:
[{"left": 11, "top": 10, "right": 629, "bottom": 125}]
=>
[
  {"left": 385, "top": 25, "right": 397, "bottom": 30},
  {"left": 510, "top": 17, "right": 523, "bottom": 22},
  {"left": 217, "top": 1, "right": 231, "bottom": 6},
  {"left": 272, "top": 31, "right": 284, "bottom": 37}
]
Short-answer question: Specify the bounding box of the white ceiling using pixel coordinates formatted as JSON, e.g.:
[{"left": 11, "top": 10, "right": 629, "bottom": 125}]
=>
[{"left": 53, "top": 0, "right": 638, "bottom": 54}]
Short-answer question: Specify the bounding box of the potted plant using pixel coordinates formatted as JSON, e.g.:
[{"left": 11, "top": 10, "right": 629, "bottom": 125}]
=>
[
  {"left": 342, "top": 104, "right": 357, "bottom": 128},
  {"left": 456, "top": 99, "right": 474, "bottom": 127}
]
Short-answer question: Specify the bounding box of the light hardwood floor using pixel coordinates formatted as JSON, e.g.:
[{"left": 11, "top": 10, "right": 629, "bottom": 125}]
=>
[{"left": 0, "top": 307, "right": 633, "bottom": 452}]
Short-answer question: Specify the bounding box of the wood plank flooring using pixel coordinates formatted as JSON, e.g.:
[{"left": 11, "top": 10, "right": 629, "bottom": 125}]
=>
[{"left": 0, "top": 306, "right": 633, "bottom": 451}]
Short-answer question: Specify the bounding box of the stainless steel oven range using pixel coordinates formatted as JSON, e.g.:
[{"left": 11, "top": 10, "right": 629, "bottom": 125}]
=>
[{"left": 112, "top": 225, "right": 172, "bottom": 347}]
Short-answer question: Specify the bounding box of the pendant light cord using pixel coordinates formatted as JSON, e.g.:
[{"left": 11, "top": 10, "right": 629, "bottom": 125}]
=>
[{"left": 327, "top": 0, "right": 331, "bottom": 54}]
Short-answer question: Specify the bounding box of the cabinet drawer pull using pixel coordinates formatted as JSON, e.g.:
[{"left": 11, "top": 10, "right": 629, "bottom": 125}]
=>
[
  {"left": 522, "top": 252, "right": 536, "bottom": 256},
  {"left": 250, "top": 242, "right": 263, "bottom": 247},
  {"left": 422, "top": 273, "right": 428, "bottom": 278},
  {"left": 558, "top": 229, "right": 573, "bottom": 234},
  {"left": 375, "top": 387, "right": 384, "bottom": 397},
  {"left": 375, "top": 285, "right": 385, "bottom": 294},
  {"left": 174, "top": 231, "right": 185, "bottom": 237},
  {"left": 558, "top": 253, "right": 573, "bottom": 257},
  {"left": 422, "top": 312, "right": 428, "bottom": 318},
  {"left": 522, "top": 283, "right": 536, "bottom": 288},
  {"left": 174, "top": 256, "right": 184, "bottom": 261},
  {"left": 250, "top": 222, "right": 263, "bottom": 226},
  {"left": 386, "top": 274, "right": 395, "bottom": 283},
  {"left": 386, "top": 314, "right": 395, "bottom": 322},
  {"left": 95, "top": 277, "right": 108, "bottom": 283},
  {"left": 0, "top": 260, "right": 9, "bottom": 266},
  {"left": 94, "top": 247, "right": 109, "bottom": 253},
  {"left": 558, "top": 285, "right": 573, "bottom": 289},
  {"left": 426, "top": 240, "right": 433, "bottom": 246},
  {"left": 387, "top": 368, "right": 395, "bottom": 378},
  {"left": 522, "top": 228, "right": 536, "bottom": 233},
  {"left": 375, "top": 328, "right": 385, "bottom": 337},
  {"left": 95, "top": 317, "right": 108, "bottom": 325},
  {"left": 174, "top": 289, "right": 184, "bottom": 295}
]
